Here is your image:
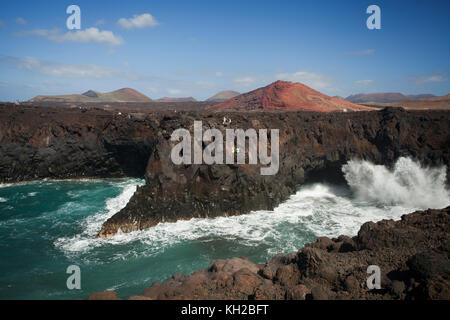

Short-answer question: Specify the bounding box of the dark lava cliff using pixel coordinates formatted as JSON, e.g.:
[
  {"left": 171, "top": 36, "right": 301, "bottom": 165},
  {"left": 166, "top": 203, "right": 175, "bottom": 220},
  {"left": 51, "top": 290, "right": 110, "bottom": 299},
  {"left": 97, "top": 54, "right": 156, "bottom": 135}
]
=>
[
  {"left": 97, "top": 107, "right": 449, "bottom": 237},
  {"left": 0, "top": 105, "right": 157, "bottom": 181},
  {"left": 0, "top": 104, "right": 449, "bottom": 238}
]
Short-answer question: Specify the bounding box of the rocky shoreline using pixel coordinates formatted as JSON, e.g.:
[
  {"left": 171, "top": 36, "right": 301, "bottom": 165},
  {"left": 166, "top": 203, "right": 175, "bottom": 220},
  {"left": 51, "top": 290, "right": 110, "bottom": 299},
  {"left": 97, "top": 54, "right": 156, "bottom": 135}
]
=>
[
  {"left": 1, "top": 104, "right": 449, "bottom": 300},
  {"left": 88, "top": 206, "right": 450, "bottom": 300},
  {"left": 97, "top": 107, "right": 450, "bottom": 237},
  {"left": 0, "top": 104, "right": 449, "bottom": 238}
]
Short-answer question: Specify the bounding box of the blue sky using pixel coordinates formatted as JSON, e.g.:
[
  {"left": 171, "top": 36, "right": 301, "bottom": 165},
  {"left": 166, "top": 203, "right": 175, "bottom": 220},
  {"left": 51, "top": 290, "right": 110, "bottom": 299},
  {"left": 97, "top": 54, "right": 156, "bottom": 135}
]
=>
[{"left": 0, "top": 0, "right": 449, "bottom": 101}]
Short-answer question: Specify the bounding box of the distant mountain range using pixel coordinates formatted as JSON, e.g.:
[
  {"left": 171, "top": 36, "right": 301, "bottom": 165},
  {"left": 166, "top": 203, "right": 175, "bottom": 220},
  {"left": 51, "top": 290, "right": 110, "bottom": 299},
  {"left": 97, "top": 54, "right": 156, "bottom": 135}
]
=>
[
  {"left": 206, "top": 91, "right": 240, "bottom": 102},
  {"left": 212, "top": 80, "right": 375, "bottom": 112},
  {"left": 356, "top": 94, "right": 450, "bottom": 110},
  {"left": 156, "top": 97, "right": 197, "bottom": 102},
  {"left": 27, "top": 86, "right": 448, "bottom": 111},
  {"left": 345, "top": 92, "right": 436, "bottom": 103},
  {"left": 29, "top": 88, "right": 152, "bottom": 103}
]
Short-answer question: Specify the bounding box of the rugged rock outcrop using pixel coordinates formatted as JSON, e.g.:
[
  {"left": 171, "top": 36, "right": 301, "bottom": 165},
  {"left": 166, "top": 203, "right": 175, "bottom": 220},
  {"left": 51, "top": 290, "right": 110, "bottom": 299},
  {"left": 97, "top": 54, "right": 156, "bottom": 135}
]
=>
[
  {"left": 98, "top": 107, "right": 450, "bottom": 237},
  {"left": 88, "top": 207, "right": 450, "bottom": 300},
  {"left": 0, "top": 104, "right": 449, "bottom": 238},
  {"left": 0, "top": 104, "right": 158, "bottom": 181}
]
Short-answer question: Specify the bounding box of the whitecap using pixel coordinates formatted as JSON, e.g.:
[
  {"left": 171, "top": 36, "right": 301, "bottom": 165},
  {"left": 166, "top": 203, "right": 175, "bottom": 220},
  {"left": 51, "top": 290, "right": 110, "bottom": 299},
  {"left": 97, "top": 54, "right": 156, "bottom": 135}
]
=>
[{"left": 54, "top": 178, "right": 144, "bottom": 255}]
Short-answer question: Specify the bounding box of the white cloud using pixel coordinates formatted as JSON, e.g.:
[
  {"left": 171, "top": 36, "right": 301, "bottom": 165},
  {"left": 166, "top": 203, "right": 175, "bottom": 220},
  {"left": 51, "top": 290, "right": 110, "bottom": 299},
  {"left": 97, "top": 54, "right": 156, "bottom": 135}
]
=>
[
  {"left": 215, "top": 72, "right": 223, "bottom": 78},
  {"left": 118, "top": 13, "right": 159, "bottom": 29},
  {"left": 415, "top": 75, "right": 448, "bottom": 84},
  {"left": 348, "top": 49, "right": 375, "bottom": 55},
  {"left": 14, "top": 28, "right": 124, "bottom": 46},
  {"left": 95, "top": 19, "right": 106, "bottom": 26},
  {"left": 234, "top": 76, "right": 256, "bottom": 86},
  {"left": 58, "top": 28, "right": 123, "bottom": 46},
  {"left": 354, "top": 79, "right": 374, "bottom": 86},
  {"left": 167, "top": 89, "right": 182, "bottom": 95},
  {"left": 276, "top": 71, "right": 334, "bottom": 90},
  {"left": 195, "top": 81, "right": 215, "bottom": 88},
  {"left": 3, "top": 56, "right": 140, "bottom": 79},
  {"left": 14, "top": 28, "right": 59, "bottom": 37},
  {"left": 15, "top": 17, "right": 27, "bottom": 25}
]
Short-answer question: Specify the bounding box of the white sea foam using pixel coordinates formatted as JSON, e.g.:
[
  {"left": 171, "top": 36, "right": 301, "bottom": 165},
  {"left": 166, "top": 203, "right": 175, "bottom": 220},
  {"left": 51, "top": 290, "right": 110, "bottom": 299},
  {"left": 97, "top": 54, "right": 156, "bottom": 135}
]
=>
[
  {"left": 54, "top": 179, "right": 144, "bottom": 254},
  {"left": 0, "top": 197, "right": 7, "bottom": 202},
  {"left": 343, "top": 157, "right": 449, "bottom": 209},
  {"left": 0, "top": 181, "right": 38, "bottom": 188},
  {"left": 55, "top": 158, "right": 449, "bottom": 259}
]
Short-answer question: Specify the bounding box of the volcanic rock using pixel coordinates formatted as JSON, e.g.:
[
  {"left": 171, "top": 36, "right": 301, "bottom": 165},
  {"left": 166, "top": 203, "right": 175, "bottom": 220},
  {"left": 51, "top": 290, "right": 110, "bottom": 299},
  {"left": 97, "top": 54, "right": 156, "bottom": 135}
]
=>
[
  {"left": 0, "top": 103, "right": 448, "bottom": 238},
  {"left": 97, "top": 107, "right": 449, "bottom": 237}
]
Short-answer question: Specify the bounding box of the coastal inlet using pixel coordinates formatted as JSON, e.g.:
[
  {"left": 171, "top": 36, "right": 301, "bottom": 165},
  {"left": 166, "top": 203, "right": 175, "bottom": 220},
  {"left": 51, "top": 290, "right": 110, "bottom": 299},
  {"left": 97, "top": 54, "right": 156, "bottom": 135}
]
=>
[{"left": 0, "top": 158, "right": 448, "bottom": 299}]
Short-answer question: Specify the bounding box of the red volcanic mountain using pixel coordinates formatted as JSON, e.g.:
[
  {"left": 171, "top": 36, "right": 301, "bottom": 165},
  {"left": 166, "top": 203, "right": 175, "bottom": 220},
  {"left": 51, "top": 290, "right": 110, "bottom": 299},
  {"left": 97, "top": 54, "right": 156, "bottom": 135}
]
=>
[{"left": 212, "top": 81, "right": 376, "bottom": 112}]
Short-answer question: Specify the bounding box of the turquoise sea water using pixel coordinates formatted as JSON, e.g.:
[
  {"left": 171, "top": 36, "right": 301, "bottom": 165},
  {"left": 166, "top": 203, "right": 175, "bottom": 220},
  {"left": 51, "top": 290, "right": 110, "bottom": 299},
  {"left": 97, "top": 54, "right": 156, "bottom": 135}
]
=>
[{"left": 0, "top": 158, "right": 448, "bottom": 300}]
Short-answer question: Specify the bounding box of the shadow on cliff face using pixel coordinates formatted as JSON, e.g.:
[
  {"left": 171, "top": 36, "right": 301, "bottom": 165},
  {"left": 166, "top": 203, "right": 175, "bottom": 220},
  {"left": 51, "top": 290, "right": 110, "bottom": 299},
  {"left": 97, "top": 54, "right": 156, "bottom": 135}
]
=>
[
  {"left": 104, "top": 141, "right": 154, "bottom": 178},
  {"left": 304, "top": 160, "right": 348, "bottom": 185}
]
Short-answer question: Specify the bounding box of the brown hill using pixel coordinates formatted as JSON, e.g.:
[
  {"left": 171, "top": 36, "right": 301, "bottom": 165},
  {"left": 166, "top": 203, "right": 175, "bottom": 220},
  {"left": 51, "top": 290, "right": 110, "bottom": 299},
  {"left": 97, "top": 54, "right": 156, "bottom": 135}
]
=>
[
  {"left": 29, "top": 88, "right": 152, "bottom": 103},
  {"left": 360, "top": 94, "right": 450, "bottom": 110},
  {"left": 346, "top": 92, "right": 408, "bottom": 103},
  {"left": 103, "top": 88, "right": 152, "bottom": 102},
  {"left": 212, "top": 80, "right": 375, "bottom": 112},
  {"left": 157, "top": 97, "right": 197, "bottom": 102},
  {"left": 207, "top": 90, "right": 240, "bottom": 102},
  {"left": 346, "top": 92, "right": 435, "bottom": 104}
]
